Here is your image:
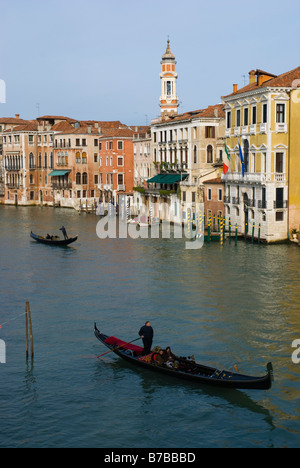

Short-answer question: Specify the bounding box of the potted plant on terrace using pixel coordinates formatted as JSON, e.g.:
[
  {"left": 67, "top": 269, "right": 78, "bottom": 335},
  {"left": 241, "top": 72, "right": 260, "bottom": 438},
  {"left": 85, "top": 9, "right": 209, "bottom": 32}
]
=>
[{"left": 291, "top": 228, "right": 298, "bottom": 240}]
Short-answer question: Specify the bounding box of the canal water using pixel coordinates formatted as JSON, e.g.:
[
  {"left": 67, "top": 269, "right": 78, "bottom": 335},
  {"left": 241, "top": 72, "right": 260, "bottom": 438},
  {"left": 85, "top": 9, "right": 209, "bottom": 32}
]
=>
[{"left": 0, "top": 206, "right": 299, "bottom": 448}]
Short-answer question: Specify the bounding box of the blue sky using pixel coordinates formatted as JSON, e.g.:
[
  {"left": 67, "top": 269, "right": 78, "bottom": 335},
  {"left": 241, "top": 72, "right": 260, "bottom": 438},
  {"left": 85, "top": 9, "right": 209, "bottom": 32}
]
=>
[{"left": 1, "top": 0, "right": 300, "bottom": 125}]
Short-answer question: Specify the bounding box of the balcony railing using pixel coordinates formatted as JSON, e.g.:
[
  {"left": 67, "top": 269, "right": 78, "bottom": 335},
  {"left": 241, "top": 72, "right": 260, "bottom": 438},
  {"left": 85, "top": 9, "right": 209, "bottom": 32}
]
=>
[
  {"left": 52, "top": 182, "right": 72, "bottom": 189},
  {"left": 274, "top": 200, "right": 288, "bottom": 209},
  {"left": 258, "top": 200, "right": 267, "bottom": 209},
  {"left": 232, "top": 197, "right": 240, "bottom": 205}
]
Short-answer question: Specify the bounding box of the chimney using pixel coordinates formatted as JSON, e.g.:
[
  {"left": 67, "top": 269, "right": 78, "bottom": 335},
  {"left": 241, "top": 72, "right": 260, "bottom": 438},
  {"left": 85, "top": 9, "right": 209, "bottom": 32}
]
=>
[
  {"left": 214, "top": 108, "right": 219, "bottom": 118},
  {"left": 233, "top": 84, "right": 238, "bottom": 94},
  {"left": 15, "top": 114, "right": 20, "bottom": 119},
  {"left": 249, "top": 70, "right": 256, "bottom": 85},
  {"left": 257, "top": 75, "right": 265, "bottom": 86}
]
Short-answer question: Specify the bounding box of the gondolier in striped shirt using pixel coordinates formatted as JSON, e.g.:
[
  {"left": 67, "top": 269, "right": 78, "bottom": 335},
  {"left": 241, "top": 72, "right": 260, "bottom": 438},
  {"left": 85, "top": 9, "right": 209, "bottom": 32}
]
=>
[{"left": 139, "top": 321, "right": 154, "bottom": 356}]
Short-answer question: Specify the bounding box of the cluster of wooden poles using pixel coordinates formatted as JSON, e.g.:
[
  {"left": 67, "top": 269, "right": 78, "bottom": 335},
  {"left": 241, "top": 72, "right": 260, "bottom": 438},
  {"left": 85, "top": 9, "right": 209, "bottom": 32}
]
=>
[{"left": 205, "top": 214, "right": 262, "bottom": 246}]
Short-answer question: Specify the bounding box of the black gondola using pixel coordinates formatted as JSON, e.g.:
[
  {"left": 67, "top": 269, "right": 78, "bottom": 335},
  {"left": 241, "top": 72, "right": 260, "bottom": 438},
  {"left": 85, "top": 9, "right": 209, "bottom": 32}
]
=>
[
  {"left": 30, "top": 231, "right": 78, "bottom": 246},
  {"left": 94, "top": 324, "right": 273, "bottom": 390}
]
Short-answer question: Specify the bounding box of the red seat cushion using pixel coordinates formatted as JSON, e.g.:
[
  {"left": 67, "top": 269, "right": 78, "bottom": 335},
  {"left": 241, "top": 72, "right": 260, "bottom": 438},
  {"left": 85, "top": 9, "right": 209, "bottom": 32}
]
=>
[{"left": 105, "top": 336, "right": 143, "bottom": 355}]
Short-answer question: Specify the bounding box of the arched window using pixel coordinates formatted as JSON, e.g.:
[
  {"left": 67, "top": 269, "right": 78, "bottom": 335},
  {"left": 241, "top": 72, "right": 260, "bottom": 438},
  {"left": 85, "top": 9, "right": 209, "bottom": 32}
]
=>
[
  {"left": 44, "top": 152, "right": 47, "bottom": 169},
  {"left": 76, "top": 173, "right": 81, "bottom": 185},
  {"left": 82, "top": 172, "right": 88, "bottom": 185},
  {"left": 207, "top": 145, "right": 213, "bottom": 163},
  {"left": 38, "top": 153, "right": 42, "bottom": 169},
  {"left": 29, "top": 153, "right": 35, "bottom": 169},
  {"left": 194, "top": 145, "right": 197, "bottom": 164}
]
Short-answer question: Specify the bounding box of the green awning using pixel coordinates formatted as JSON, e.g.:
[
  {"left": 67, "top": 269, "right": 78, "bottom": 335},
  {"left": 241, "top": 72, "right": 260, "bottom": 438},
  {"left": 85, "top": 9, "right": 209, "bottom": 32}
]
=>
[
  {"left": 48, "top": 170, "right": 71, "bottom": 177},
  {"left": 147, "top": 173, "right": 188, "bottom": 184}
]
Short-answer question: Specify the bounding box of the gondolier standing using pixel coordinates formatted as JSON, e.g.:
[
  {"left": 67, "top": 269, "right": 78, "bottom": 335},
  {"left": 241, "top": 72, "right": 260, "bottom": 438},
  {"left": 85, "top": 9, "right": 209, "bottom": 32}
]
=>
[
  {"left": 60, "top": 226, "right": 68, "bottom": 240},
  {"left": 139, "top": 321, "right": 154, "bottom": 356}
]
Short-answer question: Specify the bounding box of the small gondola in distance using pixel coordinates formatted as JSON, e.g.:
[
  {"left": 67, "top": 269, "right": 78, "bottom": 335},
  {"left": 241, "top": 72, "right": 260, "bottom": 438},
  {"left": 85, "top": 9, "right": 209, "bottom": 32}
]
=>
[
  {"left": 94, "top": 324, "right": 273, "bottom": 391},
  {"left": 30, "top": 231, "right": 78, "bottom": 246}
]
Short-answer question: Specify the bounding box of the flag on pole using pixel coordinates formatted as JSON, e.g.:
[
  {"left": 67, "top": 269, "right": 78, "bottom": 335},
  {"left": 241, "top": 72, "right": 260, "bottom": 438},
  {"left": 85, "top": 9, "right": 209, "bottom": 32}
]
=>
[
  {"left": 238, "top": 141, "right": 245, "bottom": 177},
  {"left": 223, "top": 141, "right": 230, "bottom": 175}
]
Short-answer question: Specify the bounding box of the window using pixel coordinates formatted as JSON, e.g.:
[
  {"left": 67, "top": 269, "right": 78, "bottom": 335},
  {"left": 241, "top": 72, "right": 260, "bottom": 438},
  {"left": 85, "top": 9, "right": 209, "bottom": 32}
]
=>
[
  {"left": 82, "top": 152, "right": 87, "bottom": 164},
  {"left": 227, "top": 111, "right": 231, "bottom": 129},
  {"left": 76, "top": 152, "right": 81, "bottom": 164},
  {"left": 205, "top": 126, "right": 215, "bottom": 138},
  {"left": 94, "top": 174, "right": 99, "bottom": 184},
  {"left": 94, "top": 139, "right": 98, "bottom": 147},
  {"left": 236, "top": 109, "right": 241, "bottom": 127},
  {"left": 99, "top": 142, "right": 102, "bottom": 150},
  {"left": 194, "top": 146, "right": 197, "bottom": 164},
  {"left": 76, "top": 139, "right": 80, "bottom": 147},
  {"left": 244, "top": 108, "right": 249, "bottom": 126},
  {"left": 276, "top": 104, "right": 285, "bottom": 123},
  {"left": 94, "top": 154, "right": 98, "bottom": 163},
  {"left": 218, "top": 189, "right": 223, "bottom": 202},
  {"left": 263, "top": 104, "right": 268, "bottom": 123},
  {"left": 76, "top": 173, "right": 81, "bottom": 185},
  {"left": 207, "top": 145, "right": 213, "bottom": 163},
  {"left": 192, "top": 192, "right": 196, "bottom": 203},
  {"left": 118, "top": 174, "right": 124, "bottom": 185},
  {"left": 207, "top": 188, "right": 212, "bottom": 201},
  {"left": 29, "top": 153, "right": 35, "bottom": 169},
  {"left": 166, "top": 81, "right": 172, "bottom": 96},
  {"left": 82, "top": 172, "right": 88, "bottom": 185},
  {"left": 252, "top": 106, "right": 257, "bottom": 124},
  {"left": 276, "top": 153, "right": 284, "bottom": 173},
  {"left": 117, "top": 157, "right": 124, "bottom": 166},
  {"left": 109, "top": 141, "right": 113, "bottom": 150},
  {"left": 118, "top": 141, "right": 123, "bottom": 150},
  {"left": 276, "top": 211, "right": 284, "bottom": 221}
]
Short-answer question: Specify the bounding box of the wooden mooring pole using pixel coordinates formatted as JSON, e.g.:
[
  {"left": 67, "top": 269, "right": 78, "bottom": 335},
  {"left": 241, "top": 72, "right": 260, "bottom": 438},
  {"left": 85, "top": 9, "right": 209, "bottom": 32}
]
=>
[{"left": 25, "top": 301, "right": 34, "bottom": 359}]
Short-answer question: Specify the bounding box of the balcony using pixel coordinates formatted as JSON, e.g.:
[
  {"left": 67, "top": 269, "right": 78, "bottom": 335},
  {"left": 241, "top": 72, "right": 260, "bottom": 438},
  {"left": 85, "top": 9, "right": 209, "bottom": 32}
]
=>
[
  {"left": 258, "top": 200, "right": 267, "bottom": 209},
  {"left": 242, "top": 126, "right": 249, "bottom": 135},
  {"left": 275, "top": 122, "right": 287, "bottom": 133},
  {"left": 274, "top": 200, "right": 288, "bottom": 209},
  {"left": 249, "top": 124, "right": 256, "bottom": 135},
  {"left": 232, "top": 197, "right": 240, "bottom": 205},
  {"left": 117, "top": 184, "right": 126, "bottom": 192},
  {"left": 52, "top": 181, "right": 72, "bottom": 190},
  {"left": 274, "top": 173, "right": 286, "bottom": 182},
  {"left": 260, "top": 123, "right": 267, "bottom": 134}
]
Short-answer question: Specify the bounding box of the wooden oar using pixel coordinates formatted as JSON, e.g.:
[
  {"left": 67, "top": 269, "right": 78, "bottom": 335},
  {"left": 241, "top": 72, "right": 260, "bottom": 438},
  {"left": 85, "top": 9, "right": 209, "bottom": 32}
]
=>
[{"left": 95, "top": 337, "right": 142, "bottom": 359}]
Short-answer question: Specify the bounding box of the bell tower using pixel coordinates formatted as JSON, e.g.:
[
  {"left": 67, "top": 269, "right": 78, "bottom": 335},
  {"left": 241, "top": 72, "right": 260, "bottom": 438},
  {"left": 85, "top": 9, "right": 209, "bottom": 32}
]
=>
[{"left": 160, "top": 40, "right": 179, "bottom": 116}]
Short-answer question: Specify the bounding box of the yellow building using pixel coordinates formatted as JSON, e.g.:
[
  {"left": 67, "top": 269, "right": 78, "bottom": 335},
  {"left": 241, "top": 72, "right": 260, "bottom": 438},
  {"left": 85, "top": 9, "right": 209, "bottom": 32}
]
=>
[{"left": 222, "top": 67, "right": 300, "bottom": 242}]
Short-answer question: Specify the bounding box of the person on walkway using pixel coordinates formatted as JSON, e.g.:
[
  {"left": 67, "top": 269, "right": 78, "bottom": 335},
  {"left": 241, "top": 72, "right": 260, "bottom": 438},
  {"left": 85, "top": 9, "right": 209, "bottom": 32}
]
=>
[
  {"left": 139, "top": 321, "right": 154, "bottom": 356},
  {"left": 59, "top": 226, "right": 68, "bottom": 240}
]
